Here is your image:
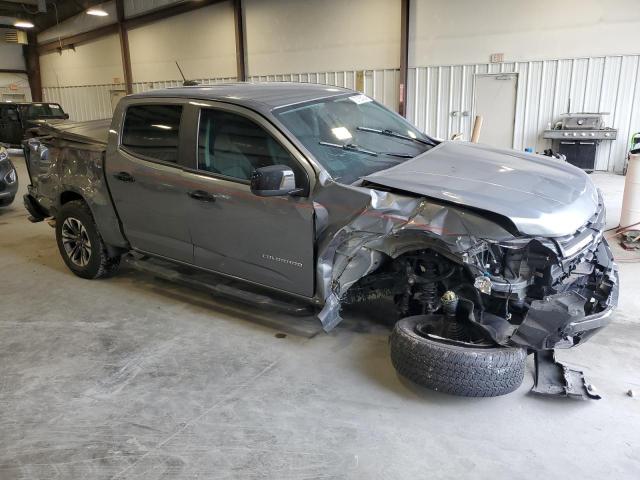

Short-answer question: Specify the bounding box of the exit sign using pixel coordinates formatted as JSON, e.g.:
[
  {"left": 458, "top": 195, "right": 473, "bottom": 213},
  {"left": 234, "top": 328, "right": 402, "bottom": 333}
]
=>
[{"left": 490, "top": 53, "right": 504, "bottom": 63}]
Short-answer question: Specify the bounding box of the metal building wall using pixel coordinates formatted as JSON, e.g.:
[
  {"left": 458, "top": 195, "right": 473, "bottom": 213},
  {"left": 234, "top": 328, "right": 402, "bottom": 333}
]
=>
[
  {"left": 406, "top": 55, "right": 640, "bottom": 173},
  {"left": 42, "top": 77, "right": 237, "bottom": 122},
  {"left": 42, "top": 69, "right": 399, "bottom": 121},
  {"left": 248, "top": 69, "right": 400, "bottom": 111}
]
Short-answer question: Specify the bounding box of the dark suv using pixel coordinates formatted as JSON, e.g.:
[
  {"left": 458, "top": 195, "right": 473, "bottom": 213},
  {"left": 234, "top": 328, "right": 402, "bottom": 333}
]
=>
[{"left": 0, "top": 102, "right": 68, "bottom": 146}]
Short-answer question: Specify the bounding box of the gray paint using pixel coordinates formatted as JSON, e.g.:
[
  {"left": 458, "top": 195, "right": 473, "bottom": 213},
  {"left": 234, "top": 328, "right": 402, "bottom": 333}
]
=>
[
  {"left": 365, "top": 141, "right": 599, "bottom": 237},
  {"left": 1, "top": 156, "right": 639, "bottom": 478},
  {"left": 25, "top": 83, "right": 616, "bottom": 334}
]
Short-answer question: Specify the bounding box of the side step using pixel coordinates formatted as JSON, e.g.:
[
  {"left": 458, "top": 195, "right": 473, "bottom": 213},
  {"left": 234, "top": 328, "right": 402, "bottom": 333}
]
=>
[{"left": 124, "top": 254, "right": 316, "bottom": 318}]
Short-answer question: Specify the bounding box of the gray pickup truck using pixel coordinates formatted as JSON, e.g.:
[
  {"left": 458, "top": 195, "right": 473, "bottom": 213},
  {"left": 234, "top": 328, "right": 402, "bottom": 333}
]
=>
[{"left": 23, "top": 83, "right": 618, "bottom": 397}]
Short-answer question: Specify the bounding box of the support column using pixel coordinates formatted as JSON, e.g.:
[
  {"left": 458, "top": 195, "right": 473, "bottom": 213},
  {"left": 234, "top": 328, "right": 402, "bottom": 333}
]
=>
[
  {"left": 116, "top": 0, "right": 133, "bottom": 94},
  {"left": 233, "top": 0, "right": 247, "bottom": 81},
  {"left": 23, "top": 31, "right": 42, "bottom": 101},
  {"left": 399, "top": 0, "right": 410, "bottom": 116}
]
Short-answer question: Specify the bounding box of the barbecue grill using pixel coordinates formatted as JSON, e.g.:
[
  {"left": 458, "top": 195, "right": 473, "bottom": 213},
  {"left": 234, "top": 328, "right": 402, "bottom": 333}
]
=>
[{"left": 543, "top": 113, "right": 617, "bottom": 171}]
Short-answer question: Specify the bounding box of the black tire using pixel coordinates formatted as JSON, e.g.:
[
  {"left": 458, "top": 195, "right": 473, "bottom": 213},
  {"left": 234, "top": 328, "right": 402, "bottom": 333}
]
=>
[
  {"left": 0, "top": 195, "right": 15, "bottom": 207},
  {"left": 390, "top": 316, "right": 527, "bottom": 397},
  {"left": 55, "top": 200, "right": 121, "bottom": 279}
]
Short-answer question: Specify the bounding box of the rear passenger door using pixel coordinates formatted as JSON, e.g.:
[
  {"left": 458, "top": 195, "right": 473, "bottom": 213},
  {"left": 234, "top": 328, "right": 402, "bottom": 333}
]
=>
[
  {"left": 181, "top": 104, "right": 316, "bottom": 298},
  {"left": 106, "top": 101, "right": 194, "bottom": 263}
]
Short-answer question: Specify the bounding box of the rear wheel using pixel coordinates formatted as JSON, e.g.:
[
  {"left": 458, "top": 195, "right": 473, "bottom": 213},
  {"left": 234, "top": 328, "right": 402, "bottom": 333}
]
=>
[
  {"left": 390, "top": 315, "right": 527, "bottom": 397},
  {"left": 55, "top": 200, "right": 120, "bottom": 279}
]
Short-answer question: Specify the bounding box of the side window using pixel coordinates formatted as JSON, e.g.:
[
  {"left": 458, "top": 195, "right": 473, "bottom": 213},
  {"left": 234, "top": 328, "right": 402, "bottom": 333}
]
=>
[
  {"left": 122, "top": 105, "right": 182, "bottom": 163},
  {"left": 7, "top": 108, "right": 19, "bottom": 122},
  {"left": 197, "top": 108, "right": 304, "bottom": 185}
]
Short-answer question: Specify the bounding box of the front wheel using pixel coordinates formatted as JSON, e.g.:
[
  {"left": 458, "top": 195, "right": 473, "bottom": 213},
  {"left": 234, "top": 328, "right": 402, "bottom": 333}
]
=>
[
  {"left": 390, "top": 316, "right": 527, "bottom": 397},
  {"left": 55, "top": 200, "right": 120, "bottom": 279}
]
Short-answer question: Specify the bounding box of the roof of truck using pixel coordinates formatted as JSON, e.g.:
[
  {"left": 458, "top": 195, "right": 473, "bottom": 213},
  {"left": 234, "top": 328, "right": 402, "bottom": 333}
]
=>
[{"left": 127, "top": 82, "right": 353, "bottom": 111}]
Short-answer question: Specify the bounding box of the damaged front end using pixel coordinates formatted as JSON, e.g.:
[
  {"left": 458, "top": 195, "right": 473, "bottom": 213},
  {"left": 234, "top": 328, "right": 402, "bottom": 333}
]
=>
[{"left": 317, "top": 188, "right": 618, "bottom": 356}]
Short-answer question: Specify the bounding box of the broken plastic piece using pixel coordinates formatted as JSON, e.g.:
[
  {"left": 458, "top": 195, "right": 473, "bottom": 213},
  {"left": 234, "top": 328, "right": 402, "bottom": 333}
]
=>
[{"left": 531, "top": 350, "right": 601, "bottom": 400}]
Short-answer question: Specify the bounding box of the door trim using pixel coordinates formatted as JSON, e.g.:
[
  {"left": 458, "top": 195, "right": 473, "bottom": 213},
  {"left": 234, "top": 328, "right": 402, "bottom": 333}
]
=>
[{"left": 132, "top": 247, "right": 318, "bottom": 302}]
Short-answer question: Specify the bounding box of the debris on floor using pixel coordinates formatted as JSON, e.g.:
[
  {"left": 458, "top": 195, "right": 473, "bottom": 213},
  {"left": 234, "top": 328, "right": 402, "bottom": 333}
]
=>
[{"left": 531, "top": 350, "right": 602, "bottom": 400}]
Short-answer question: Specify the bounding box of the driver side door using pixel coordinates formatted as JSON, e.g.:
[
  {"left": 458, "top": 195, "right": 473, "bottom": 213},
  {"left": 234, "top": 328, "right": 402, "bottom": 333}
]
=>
[{"left": 181, "top": 104, "right": 316, "bottom": 298}]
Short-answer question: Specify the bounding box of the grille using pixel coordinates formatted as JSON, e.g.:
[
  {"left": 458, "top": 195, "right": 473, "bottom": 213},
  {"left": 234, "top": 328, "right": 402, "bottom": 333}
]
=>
[{"left": 552, "top": 201, "right": 605, "bottom": 263}]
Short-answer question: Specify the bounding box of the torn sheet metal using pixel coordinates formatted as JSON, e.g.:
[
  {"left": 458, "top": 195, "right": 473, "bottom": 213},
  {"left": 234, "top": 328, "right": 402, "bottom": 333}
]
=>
[
  {"left": 532, "top": 350, "right": 601, "bottom": 400},
  {"left": 315, "top": 188, "right": 513, "bottom": 331}
]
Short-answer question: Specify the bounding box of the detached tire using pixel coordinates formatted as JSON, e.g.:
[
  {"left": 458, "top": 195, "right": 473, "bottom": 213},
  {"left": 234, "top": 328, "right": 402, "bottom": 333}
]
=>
[
  {"left": 55, "top": 200, "right": 121, "bottom": 279},
  {"left": 390, "top": 316, "right": 527, "bottom": 397}
]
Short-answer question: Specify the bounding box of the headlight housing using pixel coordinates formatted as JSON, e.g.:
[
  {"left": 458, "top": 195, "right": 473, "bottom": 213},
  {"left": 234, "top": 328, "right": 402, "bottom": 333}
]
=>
[{"left": 5, "top": 168, "right": 17, "bottom": 184}]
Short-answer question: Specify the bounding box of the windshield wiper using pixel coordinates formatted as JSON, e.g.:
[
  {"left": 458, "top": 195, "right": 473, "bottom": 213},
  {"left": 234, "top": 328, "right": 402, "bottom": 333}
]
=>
[
  {"left": 357, "top": 126, "right": 437, "bottom": 146},
  {"left": 319, "top": 141, "right": 378, "bottom": 156},
  {"left": 319, "top": 141, "right": 414, "bottom": 159}
]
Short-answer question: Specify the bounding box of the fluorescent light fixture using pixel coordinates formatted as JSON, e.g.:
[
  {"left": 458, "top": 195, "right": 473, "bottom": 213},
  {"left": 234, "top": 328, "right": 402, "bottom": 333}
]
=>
[
  {"left": 151, "top": 124, "right": 172, "bottom": 130},
  {"left": 87, "top": 7, "right": 109, "bottom": 16},
  {"left": 331, "top": 127, "right": 352, "bottom": 140},
  {"left": 14, "top": 21, "right": 34, "bottom": 28}
]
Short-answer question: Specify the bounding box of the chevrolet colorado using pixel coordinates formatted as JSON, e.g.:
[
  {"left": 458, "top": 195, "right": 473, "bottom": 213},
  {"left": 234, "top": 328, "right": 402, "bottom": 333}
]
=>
[{"left": 22, "top": 83, "right": 618, "bottom": 397}]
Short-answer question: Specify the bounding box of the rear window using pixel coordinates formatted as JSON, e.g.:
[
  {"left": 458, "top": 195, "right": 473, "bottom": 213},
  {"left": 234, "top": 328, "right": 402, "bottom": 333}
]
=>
[
  {"left": 122, "top": 105, "right": 182, "bottom": 163},
  {"left": 23, "top": 103, "right": 66, "bottom": 119}
]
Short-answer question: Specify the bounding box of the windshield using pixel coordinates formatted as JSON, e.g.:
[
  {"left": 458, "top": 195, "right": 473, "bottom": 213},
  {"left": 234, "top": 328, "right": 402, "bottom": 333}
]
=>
[
  {"left": 22, "top": 103, "right": 66, "bottom": 119},
  {"left": 273, "top": 94, "right": 434, "bottom": 184}
]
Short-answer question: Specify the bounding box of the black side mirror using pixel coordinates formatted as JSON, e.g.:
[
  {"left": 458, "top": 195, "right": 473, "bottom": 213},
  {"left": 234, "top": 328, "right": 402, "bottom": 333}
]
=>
[
  {"left": 250, "top": 165, "right": 300, "bottom": 197},
  {"left": 63, "top": 113, "right": 70, "bottom": 119}
]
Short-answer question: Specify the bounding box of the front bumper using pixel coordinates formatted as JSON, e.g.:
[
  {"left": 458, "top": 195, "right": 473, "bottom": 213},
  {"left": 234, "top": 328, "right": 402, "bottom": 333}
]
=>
[{"left": 511, "top": 237, "right": 618, "bottom": 350}]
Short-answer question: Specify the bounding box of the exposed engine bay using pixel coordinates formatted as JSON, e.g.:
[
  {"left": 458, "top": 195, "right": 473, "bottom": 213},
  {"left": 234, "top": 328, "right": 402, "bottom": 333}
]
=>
[
  {"left": 344, "top": 236, "right": 616, "bottom": 350},
  {"left": 317, "top": 188, "right": 618, "bottom": 355}
]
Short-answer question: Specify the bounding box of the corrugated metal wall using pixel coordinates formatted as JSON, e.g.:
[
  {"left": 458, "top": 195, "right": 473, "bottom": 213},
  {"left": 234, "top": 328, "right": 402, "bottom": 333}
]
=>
[
  {"left": 42, "top": 77, "right": 237, "bottom": 122},
  {"left": 406, "top": 55, "right": 640, "bottom": 173},
  {"left": 42, "top": 56, "right": 639, "bottom": 172},
  {"left": 42, "top": 69, "right": 399, "bottom": 121},
  {"left": 248, "top": 69, "right": 400, "bottom": 111}
]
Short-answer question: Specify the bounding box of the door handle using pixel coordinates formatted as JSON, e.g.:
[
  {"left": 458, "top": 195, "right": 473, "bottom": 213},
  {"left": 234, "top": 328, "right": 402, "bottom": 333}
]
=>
[
  {"left": 113, "top": 171, "right": 135, "bottom": 182},
  {"left": 188, "top": 190, "right": 216, "bottom": 202}
]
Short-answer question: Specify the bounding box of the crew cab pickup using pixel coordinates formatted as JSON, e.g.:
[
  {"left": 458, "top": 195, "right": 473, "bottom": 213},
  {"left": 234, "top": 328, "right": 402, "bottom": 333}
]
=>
[{"left": 23, "top": 83, "right": 618, "bottom": 397}]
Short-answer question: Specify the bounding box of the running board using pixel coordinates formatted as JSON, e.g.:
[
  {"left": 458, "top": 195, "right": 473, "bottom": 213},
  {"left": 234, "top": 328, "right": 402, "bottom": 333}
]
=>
[{"left": 123, "top": 254, "right": 316, "bottom": 319}]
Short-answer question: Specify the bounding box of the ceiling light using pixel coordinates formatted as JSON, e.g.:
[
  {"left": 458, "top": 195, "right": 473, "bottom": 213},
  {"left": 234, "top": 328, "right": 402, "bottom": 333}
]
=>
[
  {"left": 87, "top": 8, "right": 109, "bottom": 17},
  {"left": 14, "top": 21, "right": 34, "bottom": 28}
]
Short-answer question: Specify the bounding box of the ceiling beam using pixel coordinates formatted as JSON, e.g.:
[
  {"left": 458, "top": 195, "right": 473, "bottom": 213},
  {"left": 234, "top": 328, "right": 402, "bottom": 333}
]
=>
[
  {"left": 125, "top": 0, "right": 226, "bottom": 30},
  {"left": 38, "top": 23, "right": 119, "bottom": 54},
  {"left": 0, "top": 68, "right": 27, "bottom": 74},
  {"left": 37, "top": 0, "right": 226, "bottom": 55}
]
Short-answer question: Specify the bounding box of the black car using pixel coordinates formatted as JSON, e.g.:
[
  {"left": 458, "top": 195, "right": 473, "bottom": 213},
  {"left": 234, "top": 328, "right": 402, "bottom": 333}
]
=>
[
  {"left": 0, "top": 102, "right": 68, "bottom": 146},
  {"left": 0, "top": 144, "right": 18, "bottom": 207}
]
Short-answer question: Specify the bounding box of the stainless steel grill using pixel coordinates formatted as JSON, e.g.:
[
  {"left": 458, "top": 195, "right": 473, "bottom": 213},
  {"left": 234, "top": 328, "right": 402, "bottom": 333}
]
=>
[{"left": 543, "top": 113, "right": 617, "bottom": 171}]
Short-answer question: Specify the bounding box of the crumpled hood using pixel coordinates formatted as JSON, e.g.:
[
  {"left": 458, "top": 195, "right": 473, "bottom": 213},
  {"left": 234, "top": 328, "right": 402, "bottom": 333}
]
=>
[{"left": 364, "top": 141, "right": 599, "bottom": 237}]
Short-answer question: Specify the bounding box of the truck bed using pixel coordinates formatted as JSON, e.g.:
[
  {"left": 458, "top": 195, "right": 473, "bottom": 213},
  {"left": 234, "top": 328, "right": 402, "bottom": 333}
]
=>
[{"left": 32, "top": 118, "right": 111, "bottom": 146}]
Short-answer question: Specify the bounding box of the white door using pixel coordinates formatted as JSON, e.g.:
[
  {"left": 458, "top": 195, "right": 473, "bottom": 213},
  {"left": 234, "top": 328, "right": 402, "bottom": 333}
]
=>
[{"left": 473, "top": 74, "right": 517, "bottom": 149}]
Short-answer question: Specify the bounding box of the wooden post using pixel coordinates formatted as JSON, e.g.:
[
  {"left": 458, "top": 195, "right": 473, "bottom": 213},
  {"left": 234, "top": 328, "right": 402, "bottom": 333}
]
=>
[
  {"left": 23, "top": 31, "right": 42, "bottom": 102},
  {"left": 471, "top": 115, "right": 483, "bottom": 143},
  {"left": 116, "top": 0, "right": 133, "bottom": 94},
  {"left": 398, "top": 0, "right": 410, "bottom": 116},
  {"left": 233, "top": 0, "right": 247, "bottom": 81}
]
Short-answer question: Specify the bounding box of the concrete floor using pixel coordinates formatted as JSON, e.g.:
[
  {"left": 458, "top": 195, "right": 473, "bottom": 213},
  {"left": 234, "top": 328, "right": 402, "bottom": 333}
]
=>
[{"left": 1, "top": 154, "right": 639, "bottom": 479}]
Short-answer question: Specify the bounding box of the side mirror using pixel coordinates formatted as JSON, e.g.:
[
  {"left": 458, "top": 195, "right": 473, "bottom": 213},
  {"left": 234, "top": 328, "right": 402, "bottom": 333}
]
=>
[
  {"left": 63, "top": 113, "right": 70, "bottom": 119},
  {"left": 250, "top": 165, "right": 300, "bottom": 197}
]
